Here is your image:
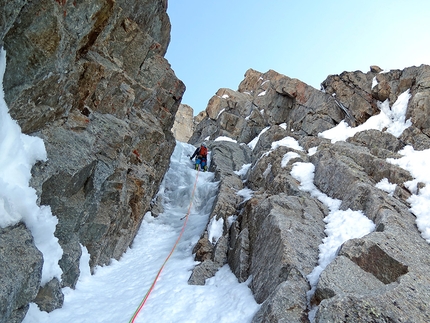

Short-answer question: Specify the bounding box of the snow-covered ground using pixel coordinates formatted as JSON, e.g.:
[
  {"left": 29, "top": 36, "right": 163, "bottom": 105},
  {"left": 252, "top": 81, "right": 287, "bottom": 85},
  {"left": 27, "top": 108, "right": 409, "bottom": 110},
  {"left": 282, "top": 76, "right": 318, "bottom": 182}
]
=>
[{"left": 23, "top": 141, "right": 259, "bottom": 323}]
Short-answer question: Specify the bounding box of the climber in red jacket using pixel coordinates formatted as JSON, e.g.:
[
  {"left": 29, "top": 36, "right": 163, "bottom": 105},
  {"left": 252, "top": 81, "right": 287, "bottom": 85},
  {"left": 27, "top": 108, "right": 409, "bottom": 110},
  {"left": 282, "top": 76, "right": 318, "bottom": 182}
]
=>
[{"left": 190, "top": 142, "right": 208, "bottom": 171}]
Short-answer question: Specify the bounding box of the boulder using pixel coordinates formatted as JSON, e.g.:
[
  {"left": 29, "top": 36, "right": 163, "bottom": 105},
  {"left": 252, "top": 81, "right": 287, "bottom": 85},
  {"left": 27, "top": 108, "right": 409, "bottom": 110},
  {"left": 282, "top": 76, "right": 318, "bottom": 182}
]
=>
[
  {"left": 194, "top": 110, "right": 208, "bottom": 125},
  {"left": 321, "top": 71, "right": 377, "bottom": 125},
  {"left": 370, "top": 65, "right": 383, "bottom": 73},
  {"left": 314, "top": 255, "right": 386, "bottom": 304},
  {"left": 252, "top": 268, "right": 310, "bottom": 323},
  {"left": 399, "top": 125, "right": 430, "bottom": 151},
  {"left": 206, "top": 88, "right": 253, "bottom": 120},
  {"left": 34, "top": 278, "right": 64, "bottom": 313},
  {"left": 316, "top": 239, "right": 430, "bottom": 322}
]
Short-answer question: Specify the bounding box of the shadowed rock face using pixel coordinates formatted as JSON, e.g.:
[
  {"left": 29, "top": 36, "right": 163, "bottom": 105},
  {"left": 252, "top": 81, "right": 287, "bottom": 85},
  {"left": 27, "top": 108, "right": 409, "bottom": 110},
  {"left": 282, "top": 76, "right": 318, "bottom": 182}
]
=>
[
  {"left": 189, "top": 65, "right": 430, "bottom": 322},
  {"left": 1, "top": 0, "right": 184, "bottom": 319}
]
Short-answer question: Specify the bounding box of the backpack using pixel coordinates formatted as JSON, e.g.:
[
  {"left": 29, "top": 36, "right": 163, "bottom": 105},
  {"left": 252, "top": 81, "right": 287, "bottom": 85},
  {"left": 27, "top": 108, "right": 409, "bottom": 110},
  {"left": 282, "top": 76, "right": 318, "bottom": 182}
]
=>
[{"left": 200, "top": 145, "right": 208, "bottom": 157}]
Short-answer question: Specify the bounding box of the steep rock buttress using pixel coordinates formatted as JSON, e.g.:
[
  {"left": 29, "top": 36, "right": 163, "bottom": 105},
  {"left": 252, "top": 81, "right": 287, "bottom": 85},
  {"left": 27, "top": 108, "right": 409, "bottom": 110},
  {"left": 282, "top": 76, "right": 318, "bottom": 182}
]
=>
[{"left": 0, "top": 0, "right": 184, "bottom": 319}]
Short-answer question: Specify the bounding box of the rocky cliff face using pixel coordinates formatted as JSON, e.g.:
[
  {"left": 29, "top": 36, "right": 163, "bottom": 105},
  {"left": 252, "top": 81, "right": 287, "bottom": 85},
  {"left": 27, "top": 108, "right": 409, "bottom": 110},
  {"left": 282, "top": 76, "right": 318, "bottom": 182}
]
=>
[
  {"left": 189, "top": 66, "right": 430, "bottom": 322},
  {"left": 1, "top": 0, "right": 184, "bottom": 320},
  {"left": 171, "top": 103, "right": 194, "bottom": 142}
]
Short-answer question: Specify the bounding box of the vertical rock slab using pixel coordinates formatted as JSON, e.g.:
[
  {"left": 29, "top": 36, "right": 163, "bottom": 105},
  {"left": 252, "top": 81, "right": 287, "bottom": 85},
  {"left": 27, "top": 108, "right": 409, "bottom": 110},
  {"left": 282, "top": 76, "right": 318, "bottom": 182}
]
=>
[
  {"left": 1, "top": 0, "right": 185, "bottom": 295},
  {"left": 171, "top": 103, "right": 194, "bottom": 142},
  {"left": 246, "top": 194, "right": 326, "bottom": 304}
]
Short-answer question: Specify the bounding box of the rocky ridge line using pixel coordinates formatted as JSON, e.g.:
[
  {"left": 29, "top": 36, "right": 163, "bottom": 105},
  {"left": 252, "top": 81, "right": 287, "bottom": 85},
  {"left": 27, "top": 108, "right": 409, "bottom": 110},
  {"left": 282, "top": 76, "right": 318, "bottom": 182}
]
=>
[{"left": 187, "top": 66, "right": 430, "bottom": 322}]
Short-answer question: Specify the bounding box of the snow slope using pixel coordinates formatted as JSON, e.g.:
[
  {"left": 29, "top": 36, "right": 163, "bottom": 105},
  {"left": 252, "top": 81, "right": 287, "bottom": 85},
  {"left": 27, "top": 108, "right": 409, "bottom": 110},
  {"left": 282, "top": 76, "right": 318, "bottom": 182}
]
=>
[{"left": 24, "top": 141, "right": 259, "bottom": 323}]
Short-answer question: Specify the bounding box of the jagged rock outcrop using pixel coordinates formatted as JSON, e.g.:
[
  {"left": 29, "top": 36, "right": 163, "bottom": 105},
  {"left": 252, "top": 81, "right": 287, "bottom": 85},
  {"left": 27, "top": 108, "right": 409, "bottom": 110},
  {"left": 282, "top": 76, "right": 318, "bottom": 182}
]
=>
[
  {"left": 189, "top": 69, "right": 345, "bottom": 145},
  {"left": 1, "top": 0, "right": 184, "bottom": 319},
  {"left": 190, "top": 65, "right": 430, "bottom": 322},
  {"left": 171, "top": 103, "right": 194, "bottom": 142}
]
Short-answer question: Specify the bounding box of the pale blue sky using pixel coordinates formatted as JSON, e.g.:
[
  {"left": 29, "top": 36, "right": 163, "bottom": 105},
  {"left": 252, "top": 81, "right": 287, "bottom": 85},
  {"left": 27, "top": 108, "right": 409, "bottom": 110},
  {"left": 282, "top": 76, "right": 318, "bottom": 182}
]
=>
[{"left": 166, "top": 0, "right": 430, "bottom": 114}]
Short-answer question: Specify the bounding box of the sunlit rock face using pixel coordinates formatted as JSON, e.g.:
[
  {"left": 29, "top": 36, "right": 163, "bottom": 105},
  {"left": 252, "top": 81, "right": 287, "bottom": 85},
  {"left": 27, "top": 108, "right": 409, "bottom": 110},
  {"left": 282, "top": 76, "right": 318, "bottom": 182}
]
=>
[
  {"left": 1, "top": 0, "right": 184, "bottom": 317},
  {"left": 190, "top": 65, "right": 430, "bottom": 322},
  {"left": 171, "top": 104, "right": 194, "bottom": 143}
]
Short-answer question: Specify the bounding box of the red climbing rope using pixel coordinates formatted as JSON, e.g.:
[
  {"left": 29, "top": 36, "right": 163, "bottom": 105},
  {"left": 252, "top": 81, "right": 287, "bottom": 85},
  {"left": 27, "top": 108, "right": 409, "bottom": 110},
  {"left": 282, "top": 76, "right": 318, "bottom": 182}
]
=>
[{"left": 129, "top": 168, "right": 200, "bottom": 323}]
